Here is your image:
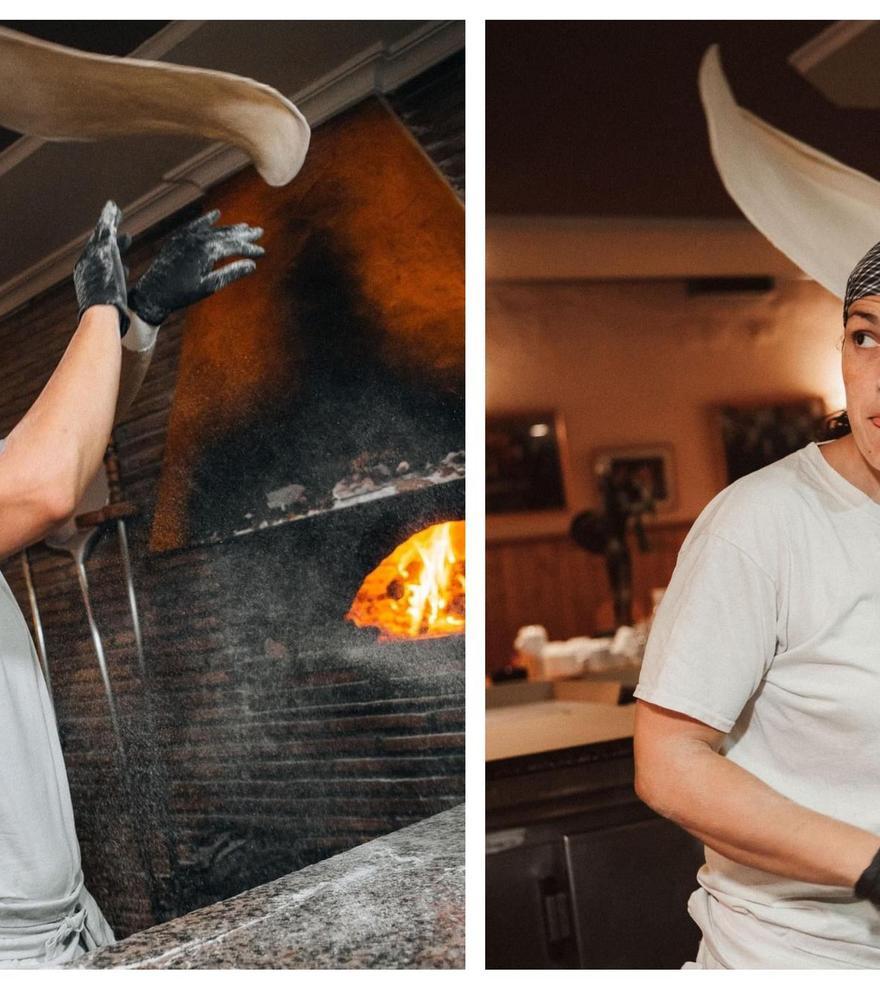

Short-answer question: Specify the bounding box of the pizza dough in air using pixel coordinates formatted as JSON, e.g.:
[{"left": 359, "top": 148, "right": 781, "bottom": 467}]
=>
[
  {"left": 0, "top": 26, "right": 310, "bottom": 187},
  {"left": 700, "top": 44, "right": 880, "bottom": 300}
]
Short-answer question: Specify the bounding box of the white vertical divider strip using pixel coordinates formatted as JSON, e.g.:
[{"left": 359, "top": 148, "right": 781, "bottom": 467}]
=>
[{"left": 463, "top": 16, "right": 486, "bottom": 972}]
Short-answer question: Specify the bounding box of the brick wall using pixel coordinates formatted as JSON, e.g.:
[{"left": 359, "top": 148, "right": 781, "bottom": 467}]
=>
[{"left": 0, "top": 52, "right": 464, "bottom": 938}]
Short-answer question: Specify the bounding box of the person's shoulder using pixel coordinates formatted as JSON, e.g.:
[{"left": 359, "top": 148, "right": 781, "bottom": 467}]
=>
[
  {"left": 721, "top": 446, "right": 808, "bottom": 505},
  {"left": 683, "top": 446, "right": 811, "bottom": 564},
  {"left": 700, "top": 446, "right": 806, "bottom": 520}
]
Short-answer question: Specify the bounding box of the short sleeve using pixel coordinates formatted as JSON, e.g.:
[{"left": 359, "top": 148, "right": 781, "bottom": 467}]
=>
[{"left": 634, "top": 531, "right": 778, "bottom": 732}]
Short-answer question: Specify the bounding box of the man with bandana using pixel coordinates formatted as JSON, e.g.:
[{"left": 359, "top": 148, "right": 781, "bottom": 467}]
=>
[
  {"left": 0, "top": 200, "right": 263, "bottom": 966},
  {"left": 633, "top": 243, "right": 880, "bottom": 968}
]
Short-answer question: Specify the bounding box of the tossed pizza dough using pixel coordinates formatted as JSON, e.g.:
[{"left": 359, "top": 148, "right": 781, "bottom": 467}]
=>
[
  {"left": 0, "top": 26, "right": 310, "bottom": 187},
  {"left": 700, "top": 44, "right": 880, "bottom": 300}
]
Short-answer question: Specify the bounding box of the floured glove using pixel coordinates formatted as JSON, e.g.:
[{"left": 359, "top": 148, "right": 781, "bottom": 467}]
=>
[
  {"left": 856, "top": 847, "right": 880, "bottom": 907},
  {"left": 127, "top": 209, "right": 264, "bottom": 327},
  {"left": 73, "top": 199, "right": 131, "bottom": 336}
]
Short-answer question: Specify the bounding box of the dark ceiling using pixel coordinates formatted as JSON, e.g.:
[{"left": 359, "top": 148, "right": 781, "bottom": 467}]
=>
[
  {"left": 0, "top": 21, "right": 167, "bottom": 52},
  {"left": 485, "top": 20, "right": 880, "bottom": 218},
  {"left": 0, "top": 22, "right": 169, "bottom": 151}
]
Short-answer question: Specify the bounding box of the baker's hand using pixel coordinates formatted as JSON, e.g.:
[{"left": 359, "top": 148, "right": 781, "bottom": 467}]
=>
[
  {"left": 73, "top": 200, "right": 131, "bottom": 336},
  {"left": 127, "top": 210, "right": 264, "bottom": 327}
]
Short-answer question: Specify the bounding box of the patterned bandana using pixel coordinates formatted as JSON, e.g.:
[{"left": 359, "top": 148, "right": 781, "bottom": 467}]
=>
[{"left": 844, "top": 240, "right": 880, "bottom": 323}]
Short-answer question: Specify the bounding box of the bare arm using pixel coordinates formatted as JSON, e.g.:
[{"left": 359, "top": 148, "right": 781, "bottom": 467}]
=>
[
  {"left": 0, "top": 206, "right": 264, "bottom": 559},
  {"left": 0, "top": 305, "right": 121, "bottom": 557},
  {"left": 634, "top": 699, "right": 879, "bottom": 889}
]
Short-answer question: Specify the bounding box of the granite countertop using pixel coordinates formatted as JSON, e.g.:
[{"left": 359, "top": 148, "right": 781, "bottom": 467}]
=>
[{"left": 66, "top": 804, "right": 464, "bottom": 969}]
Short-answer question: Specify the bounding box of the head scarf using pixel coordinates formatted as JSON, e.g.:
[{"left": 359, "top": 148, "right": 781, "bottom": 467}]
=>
[{"left": 844, "top": 240, "right": 880, "bottom": 324}]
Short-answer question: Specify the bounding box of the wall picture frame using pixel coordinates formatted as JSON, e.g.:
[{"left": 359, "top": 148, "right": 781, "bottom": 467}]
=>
[
  {"left": 713, "top": 396, "right": 826, "bottom": 485},
  {"left": 486, "top": 410, "right": 569, "bottom": 514},
  {"left": 591, "top": 443, "right": 677, "bottom": 515}
]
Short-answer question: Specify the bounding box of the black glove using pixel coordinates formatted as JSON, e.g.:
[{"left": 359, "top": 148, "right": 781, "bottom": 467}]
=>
[
  {"left": 127, "top": 209, "right": 264, "bottom": 326},
  {"left": 856, "top": 847, "right": 880, "bottom": 906},
  {"left": 73, "top": 200, "right": 131, "bottom": 337}
]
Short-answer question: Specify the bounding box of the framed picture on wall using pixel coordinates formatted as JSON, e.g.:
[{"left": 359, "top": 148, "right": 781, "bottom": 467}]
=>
[
  {"left": 714, "top": 396, "right": 826, "bottom": 485},
  {"left": 591, "top": 444, "right": 677, "bottom": 514},
  {"left": 486, "top": 410, "right": 569, "bottom": 514}
]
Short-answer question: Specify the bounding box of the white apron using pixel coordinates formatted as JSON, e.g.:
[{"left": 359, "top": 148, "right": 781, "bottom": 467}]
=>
[{"left": 0, "top": 567, "right": 114, "bottom": 966}]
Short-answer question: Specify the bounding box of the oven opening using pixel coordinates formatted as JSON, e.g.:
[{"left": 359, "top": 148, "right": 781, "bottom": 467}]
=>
[{"left": 346, "top": 520, "right": 465, "bottom": 641}]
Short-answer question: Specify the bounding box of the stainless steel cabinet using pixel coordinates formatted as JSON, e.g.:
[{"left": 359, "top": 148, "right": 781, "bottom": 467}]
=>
[
  {"left": 486, "top": 838, "right": 578, "bottom": 968},
  {"left": 564, "top": 816, "right": 703, "bottom": 968},
  {"left": 487, "top": 737, "right": 704, "bottom": 969},
  {"left": 487, "top": 803, "right": 703, "bottom": 968}
]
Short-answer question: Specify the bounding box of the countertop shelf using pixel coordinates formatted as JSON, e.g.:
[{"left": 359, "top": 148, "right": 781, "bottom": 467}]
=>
[
  {"left": 66, "top": 804, "right": 464, "bottom": 970},
  {"left": 486, "top": 699, "right": 635, "bottom": 763},
  {"left": 486, "top": 698, "right": 637, "bottom": 830}
]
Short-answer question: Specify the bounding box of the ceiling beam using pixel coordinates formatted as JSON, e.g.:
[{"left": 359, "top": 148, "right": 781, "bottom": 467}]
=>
[
  {"left": 487, "top": 216, "right": 805, "bottom": 282},
  {"left": 788, "top": 20, "right": 873, "bottom": 74}
]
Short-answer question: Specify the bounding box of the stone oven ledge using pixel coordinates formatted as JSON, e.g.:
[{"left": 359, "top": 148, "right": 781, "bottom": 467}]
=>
[{"left": 64, "top": 805, "right": 465, "bottom": 970}]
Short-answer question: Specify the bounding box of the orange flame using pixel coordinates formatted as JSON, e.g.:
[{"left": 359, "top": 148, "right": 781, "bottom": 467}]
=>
[{"left": 346, "top": 521, "right": 465, "bottom": 641}]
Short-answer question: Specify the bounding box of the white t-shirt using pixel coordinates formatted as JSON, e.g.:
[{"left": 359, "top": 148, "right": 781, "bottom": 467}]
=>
[
  {"left": 0, "top": 434, "right": 114, "bottom": 965},
  {"left": 635, "top": 441, "right": 880, "bottom": 969}
]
